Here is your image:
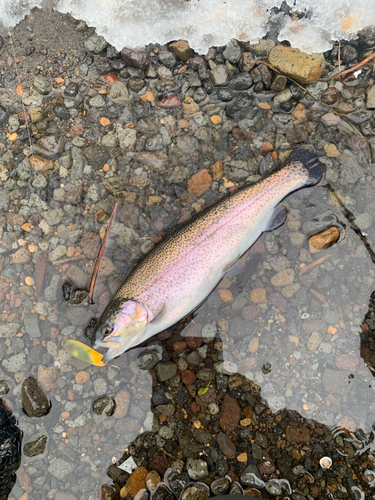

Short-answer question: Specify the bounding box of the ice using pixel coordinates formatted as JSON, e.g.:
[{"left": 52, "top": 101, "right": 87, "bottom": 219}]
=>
[{"left": 0, "top": 0, "right": 374, "bottom": 55}]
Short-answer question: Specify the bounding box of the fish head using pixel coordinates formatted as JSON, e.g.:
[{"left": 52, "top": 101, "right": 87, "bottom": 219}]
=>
[{"left": 93, "top": 299, "right": 150, "bottom": 362}]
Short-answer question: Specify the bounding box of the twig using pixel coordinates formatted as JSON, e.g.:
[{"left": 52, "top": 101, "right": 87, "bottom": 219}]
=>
[
  {"left": 52, "top": 255, "right": 84, "bottom": 265},
  {"left": 319, "top": 50, "right": 375, "bottom": 82},
  {"left": 299, "top": 254, "right": 333, "bottom": 276},
  {"left": 88, "top": 200, "right": 120, "bottom": 304}
]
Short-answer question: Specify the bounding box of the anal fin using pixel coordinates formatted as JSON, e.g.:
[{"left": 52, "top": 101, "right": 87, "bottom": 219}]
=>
[{"left": 265, "top": 204, "right": 288, "bottom": 232}]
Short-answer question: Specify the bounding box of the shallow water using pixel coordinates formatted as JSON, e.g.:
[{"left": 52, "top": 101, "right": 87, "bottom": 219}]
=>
[{"left": 2, "top": 7, "right": 375, "bottom": 500}]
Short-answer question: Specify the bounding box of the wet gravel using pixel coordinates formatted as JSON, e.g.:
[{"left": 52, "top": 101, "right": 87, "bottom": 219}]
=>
[{"left": 1, "top": 6, "right": 375, "bottom": 500}]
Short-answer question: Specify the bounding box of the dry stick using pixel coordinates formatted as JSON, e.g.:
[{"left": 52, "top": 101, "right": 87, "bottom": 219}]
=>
[
  {"left": 319, "top": 50, "right": 375, "bottom": 82},
  {"left": 88, "top": 200, "right": 120, "bottom": 304},
  {"left": 299, "top": 254, "right": 333, "bottom": 276},
  {"left": 258, "top": 60, "right": 373, "bottom": 164}
]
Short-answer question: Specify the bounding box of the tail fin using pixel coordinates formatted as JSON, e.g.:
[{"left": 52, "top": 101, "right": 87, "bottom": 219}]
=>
[{"left": 286, "top": 149, "right": 326, "bottom": 186}]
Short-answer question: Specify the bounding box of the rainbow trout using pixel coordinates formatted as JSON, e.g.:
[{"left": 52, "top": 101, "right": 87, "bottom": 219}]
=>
[{"left": 93, "top": 149, "right": 325, "bottom": 362}]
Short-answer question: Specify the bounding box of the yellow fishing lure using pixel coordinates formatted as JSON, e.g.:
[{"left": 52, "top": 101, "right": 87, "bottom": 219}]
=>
[{"left": 62, "top": 339, "right": 106, "bottom": 366}]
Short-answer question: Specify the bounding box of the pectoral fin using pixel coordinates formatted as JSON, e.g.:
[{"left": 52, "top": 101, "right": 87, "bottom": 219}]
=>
[
  {"left": 149, "top": 302, "right": 167, "bottom": 325},
  {"left": 223, "top": 250, "right": 250, "bottom": 277},
  {"left": 265, "top": 204, "right": 288, "bottom": 231}
]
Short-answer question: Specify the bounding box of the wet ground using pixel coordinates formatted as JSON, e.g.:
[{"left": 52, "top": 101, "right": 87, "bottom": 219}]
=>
[{"left": 1, "top": 6, "right": 375, "bottom": 500}]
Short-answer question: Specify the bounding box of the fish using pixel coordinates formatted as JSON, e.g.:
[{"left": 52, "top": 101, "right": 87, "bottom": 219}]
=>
[{"left": 93, "top": 149, "right": 325, "bottom": 363}]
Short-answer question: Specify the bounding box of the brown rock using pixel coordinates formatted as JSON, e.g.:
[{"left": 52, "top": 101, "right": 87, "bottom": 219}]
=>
[
  {"left": 219, "top": 394, "right": 241, "bottom": 432},
  {"left": 182, "top": 96, "right": 200, "bottom": 115},
  {"left": 11, "top": 247, "right": 31, "bottom": 264},
  {"left": 309, "top": 227, "right": 340, "bottom": 252},
  {"left": 258, "top": 459, "right": 275, "bottom": 475},
  {"left": 335, "top": 354, "right": 359, "bottom": 372},
  {"left": 181, "top": 370, "right": 197, "bottom": 385},
  {"left": 173, "top": 340, "right": 187, "bottom": 353},
  {"left": 101, "top": 485, "right": 116, "bottom": 500},
  {"left": 307, "top": 331, "right": 321, "bottom": 352},
  {"left": 145, "top": 470, "right": 161, "bottom": 492},
  {"left": 285, "top": 426, "right": 311, "bottom": 444},
  {"left": 250, "top": 288, "right": 266, "bottom": 304},
  {"left": 270, "top": 268, "right": 294, "bottom": 287},
  {"left": 337, "top": 415, "right": 356, "bottom": 433},
  {"left": 75, "top": 371, "right": 90, "bottom": 384},
  {"left": 121, "top": 47, "right": 150, "bottom": 69},
  {"left": 268, "top": 46, "right": 325, "bottom": 84},
  {"left": 217, "top": 432, "right": 236, "bottom": 457},
  {"left": 114, "top": 389, "right": 130, "bottom": 418},
  {"left": 4, "top": 213, "right": 25, "bottom": 225},
  {"left": 281, "top": 283, "right": 300, "bottom": 299},
  {"left": 18, "top": 467, "right": 33, "bottom": 492},
  {"left": 335, "top": 100, "right": 355, "bottom": 114},
  {"left": 241, "top": 304, "right": 260, "bottom": 321},
  {"left": 240, "top": 53, "right": 256, "bottom": 72},
  {"left": 126, "top": 467, "right": 148, "bottom": 498},
  {"left": 321, "top": 87, "right": 340, "bottom": 105},
  {"left": 211, "top": 160, "right": 223, "bottom": 180},
  {"left": 168, "top": 40, "right": 192, "bottom": 62},
  {"left": 148, "top": 455, "right": 169, "bottom": 476},
  {"left": 29, "top": 155, "right": 54, "bottom": 172},
  {"left": 28, "top": 107, "right": 43, "bottom": 123},
  {"left": 37, "top": 366, "right": 58, "bottom": 392},
  {"left": 80, "top": 231, "right": 100, "bottom": 260}
]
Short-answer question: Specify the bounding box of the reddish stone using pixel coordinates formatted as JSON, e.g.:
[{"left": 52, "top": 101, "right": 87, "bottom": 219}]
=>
[
  {"left": 4, "top": 213, "right": 24, "bottom": 226},
  {"left": 157, "top": 330, "right": 172, "bottom": 341},
  {"left": 219, "top": 394, "right": 241, "bottom": 432},
  {"left": 67, "top": 390, "right": 75, "bottom": 401},
  {"left": 217, "top": 432, "right": 236, "bottom": 457},
  {"left": 191, "top": 402, "right": 200, "bottom": 413},
  {"left": 360, "top": 346, "right": 372, "bottom": 362},
  {"left": 258, "top": 459, "right": 275, "bottom": 475},
  {"left": 148, "top": 455, "right": 169, "bottom": 476},
  {"left": 232, "top": 128, "right": 247, "bottom": 140},
  {"left": 226, "top": 470, "right": 239, "bottom": 483},
  {"left": 173, "top": 340, "right": 187, "bottom": 353},
  {"left": 198, "top": 386, "right": 217, "bottom": 404},
  {"left": 190, "top": 56, "right": 205, "bottom": 70},
  {"left": 178, "top": 213, "right": 192, "bottom": 224},
  {"left": 69, "top": 124, "right": 84, "bottom": 138},
  {"left": 335, "top": 353, "right": 359, "bottom": 372},
  {"left": 184, "top": 323, "right": 203, "bottom": 348},
  {"left": 181, "top": 370, "right": 197, "bottom": 385},
  {"left": 285, "top": 426, "right": 311, "bottom": 444},
  {"left": 153, "top": 218, "right": 163, "bottom": 231},
  {"left": 105, "top": 73, "right": 118, "bottom": 84},
  {"left": 50, "top": 327, "right": 59, "bottom": 339},
  {"left": 240, "top": 356, "right": 258, "bottom": 371},
  {"left": 158, "top": 94, "right": 181, "bottom": 108},
  {"left": 249, "top": 239, "right": 265, "bottom": 254}
]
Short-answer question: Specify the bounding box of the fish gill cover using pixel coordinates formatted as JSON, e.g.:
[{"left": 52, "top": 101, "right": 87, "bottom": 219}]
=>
[{"left": 0, "top": 0, "right": 374, "bottom": 54}]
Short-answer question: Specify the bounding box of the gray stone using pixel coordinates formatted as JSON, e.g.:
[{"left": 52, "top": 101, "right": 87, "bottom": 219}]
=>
[
  {"left": 118, "top": 128, "right": 137, "bottom": 149},
  {"left": 186, "top": 458, "right": 209, "bottom": 480},
  {"left": 84, "top": 35, "right": 108, "bottom": 54},
  {"left": 154, "top": 361, "right": 177, "bottom": 382},
  {"left": 366, "top": 84, "right": 375, "bottom": 109},
  {"left": 223, "top": 39, "right": 242, "bottom": 63},
  {"left": 93, "top": 378, "right": 108, "bottom": 395},
  {"left": 22, "top": 89, "right": 43, "bottom": 107},
  {"left": 209, "top": 65, "right": 228, "bottom": 86},
  {"left": 137, "top": 350, "right": 160, "bottom": 370},
  {"left": 48, "top": 458, "right": 75, "bottom": 480},
  {"left": 35, "top": 134, "right": 65, "bottom": 160},
  {"left": 108, "top": 80, "right": 133, "bottom": 104},
  {"left": 158, "top": 51, "right": 177, "bottom": 68},
  {"left": 89, "top": 95, "right": 105, "bottom": 107},
  {"left": 167, "top": 166, "right": 188, "bottom": 183},
  {"left": 32, "top": 174, "right": 47, "bottom": 188},
  {"left": 24, "top": 314, "right": 41, "bottom": 338},
  {"left": 33, "top": 75, "right": 52, "bottom": 95},
  {"left": 2, "top": 352, "right": 26, "bottom": 373},
  {"left": 339, "top": 151, "right": 365, "bottom": 183},
  {"left": 322, "top": 368, "right": 353, "bottom": 395},
  {"left": 0, "top": 323, "right": 19, "bottom": 339},
  {"left": 0, "top": 189, "right": 10, "bottom": 210},
  {"left": 217, "top": 432, "right": 236, "bottom": 457},
  {"left": 71, "top": 146, "right": 86, "bottom": 184},
  {"left": 42, "top": 208, "right": 64, "bottom": 226},
  {"left": 355, "top": 213, "right": 373, "bottom": 230}
]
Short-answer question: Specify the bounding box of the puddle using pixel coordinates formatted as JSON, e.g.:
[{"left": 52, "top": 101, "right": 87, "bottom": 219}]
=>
[{"left": 1, "top": 7, "right": 375, "bottom": 500}]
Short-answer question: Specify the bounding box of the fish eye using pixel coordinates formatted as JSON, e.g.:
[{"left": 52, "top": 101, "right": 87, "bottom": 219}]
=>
[{"left": 102, "top": 326, "right": 112, "bottom": 337}]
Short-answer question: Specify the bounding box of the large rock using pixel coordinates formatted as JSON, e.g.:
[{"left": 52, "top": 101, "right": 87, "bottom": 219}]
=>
[
  {"left": 108, "top": 80, "right": 133, "bottom": 105},
  {"left": 22, "top": 377, "right": 51, "bottom": 418},
  {"left": 35, "top": 134, "right": 65, "bottom": 160},
  {"left": 121, "top": 47, "right": 150, "bottom": 69},
  {"left": 168, "top": 40, "right": 192, "bottom": 62},
  {"left": 268, "top": 46, "right": 325, "bottom": 84}
]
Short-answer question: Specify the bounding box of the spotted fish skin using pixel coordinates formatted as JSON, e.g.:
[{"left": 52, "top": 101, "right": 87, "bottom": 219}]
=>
[{"left": 94, "top": 149, "right": 325, "bottom": 359}]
